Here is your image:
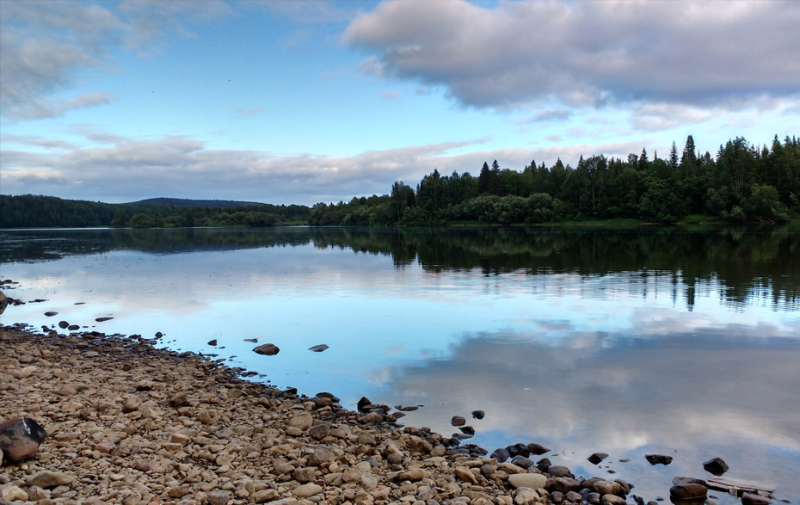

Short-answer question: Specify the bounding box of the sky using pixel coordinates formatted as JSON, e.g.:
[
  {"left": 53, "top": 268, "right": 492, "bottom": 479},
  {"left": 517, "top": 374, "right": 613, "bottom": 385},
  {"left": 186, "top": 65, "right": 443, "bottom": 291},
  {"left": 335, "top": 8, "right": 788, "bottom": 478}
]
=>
[{"left": 1, "top": 0, "right": 798, "bottom": 205}]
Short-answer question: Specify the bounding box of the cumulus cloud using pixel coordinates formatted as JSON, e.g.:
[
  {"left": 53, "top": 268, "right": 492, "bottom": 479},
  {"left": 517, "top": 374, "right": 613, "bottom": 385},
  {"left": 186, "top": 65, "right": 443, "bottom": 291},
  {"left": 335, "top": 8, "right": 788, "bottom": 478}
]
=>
[
  {"left": 0, "top": 132, "right": 658, "bottom": 203},
  {"left": 0, "top": 0, "right": 230, "bottom": 121},
  {"left": 344, "top": 0, "right": 800, "bottom": 111}
]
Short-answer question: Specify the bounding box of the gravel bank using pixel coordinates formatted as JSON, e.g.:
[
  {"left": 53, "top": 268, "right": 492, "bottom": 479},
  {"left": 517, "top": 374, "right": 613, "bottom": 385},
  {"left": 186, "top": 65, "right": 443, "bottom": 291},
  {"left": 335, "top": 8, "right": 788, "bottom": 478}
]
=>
[{"left": 1, "top": 324, "right": 640, "bottom": 505}]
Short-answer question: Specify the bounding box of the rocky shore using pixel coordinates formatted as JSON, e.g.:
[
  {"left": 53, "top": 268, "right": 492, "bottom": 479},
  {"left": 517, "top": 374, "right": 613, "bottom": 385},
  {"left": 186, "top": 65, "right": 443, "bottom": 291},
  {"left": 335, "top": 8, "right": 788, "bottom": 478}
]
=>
[{"left": 0, "top": 324, "right": 768, "bottom": 505}]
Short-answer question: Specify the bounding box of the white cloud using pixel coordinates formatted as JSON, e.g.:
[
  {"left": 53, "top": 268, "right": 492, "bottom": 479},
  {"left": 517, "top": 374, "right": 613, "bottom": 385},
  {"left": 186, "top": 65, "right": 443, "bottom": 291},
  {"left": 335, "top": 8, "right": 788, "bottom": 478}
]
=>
[
  {"left": 0, "top": 0, "right": 230, "bottom": 121},
  {"left": 344, "top": 0, "right": 800, "bottom": 112}
]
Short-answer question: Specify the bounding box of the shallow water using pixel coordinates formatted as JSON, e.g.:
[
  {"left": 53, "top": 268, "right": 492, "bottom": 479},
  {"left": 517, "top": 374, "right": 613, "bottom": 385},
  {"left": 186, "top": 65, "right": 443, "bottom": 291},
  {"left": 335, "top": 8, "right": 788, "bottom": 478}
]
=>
[{"left": 1, "top": 226, "right": 799, "bottom": 502}]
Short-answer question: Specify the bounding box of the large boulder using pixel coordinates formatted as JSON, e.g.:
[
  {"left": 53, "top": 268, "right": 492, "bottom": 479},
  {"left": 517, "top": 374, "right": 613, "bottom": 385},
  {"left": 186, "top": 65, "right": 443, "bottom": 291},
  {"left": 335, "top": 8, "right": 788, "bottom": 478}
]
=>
[{"left": 0, "top": 417, "right": 47, "bottom": 463}]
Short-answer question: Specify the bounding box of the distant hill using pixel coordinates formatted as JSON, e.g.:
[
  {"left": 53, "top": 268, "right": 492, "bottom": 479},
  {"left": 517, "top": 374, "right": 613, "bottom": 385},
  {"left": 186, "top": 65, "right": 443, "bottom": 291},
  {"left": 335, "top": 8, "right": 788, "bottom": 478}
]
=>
[{"left": 126, "top": 197, "right": 264, "bottom": 208}]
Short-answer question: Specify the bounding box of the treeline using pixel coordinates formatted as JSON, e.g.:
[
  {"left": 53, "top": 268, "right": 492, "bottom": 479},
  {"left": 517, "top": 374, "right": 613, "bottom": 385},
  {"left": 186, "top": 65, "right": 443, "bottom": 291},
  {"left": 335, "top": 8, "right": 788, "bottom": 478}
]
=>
[
  {"left": 0, "top": 195, "right": 310, "bottom": 229},
  {"left": 2, "top": 134, "right": 797, "bottom": 229},
  {"left": 309, "top": 134, "right": 800, "bottom": 226}
]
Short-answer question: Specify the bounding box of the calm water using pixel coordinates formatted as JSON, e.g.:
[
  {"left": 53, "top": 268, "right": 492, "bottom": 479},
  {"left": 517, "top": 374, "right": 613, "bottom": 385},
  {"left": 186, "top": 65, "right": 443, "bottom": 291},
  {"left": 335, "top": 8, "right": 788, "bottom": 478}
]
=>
[{"left": 1, "top": 226, "right": 799, "bottom": 502}]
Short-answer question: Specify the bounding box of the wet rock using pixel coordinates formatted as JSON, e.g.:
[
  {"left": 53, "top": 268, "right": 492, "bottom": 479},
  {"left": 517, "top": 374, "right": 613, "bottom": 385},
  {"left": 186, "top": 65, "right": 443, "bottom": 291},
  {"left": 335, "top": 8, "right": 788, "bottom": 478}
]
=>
[
  {"left": 58, "top": 321, "right": 70, "bottom": 329},
  {"left": 208, "top": 340, "right": 218, "bottom": 346},
  {"left": 669, "top": 482, "right": 707, "bottom": 501},
  {"left": 0, "top": 417, "right": 47, "bottom": 463},
  {"left": 702, "top": 457, "right": 729, "bottom": 476},
  {"left": 536, "top": 457, "right": 551, "bottom": 472},
  {"left": 741, "top": 493, "right": 773, "bottom": 505},
  {"left": 308, "top": 344, "right": 329, "bottom": 352},
  {"left": 645, "top": 454, "right": 673, "bottom": 465},
  {"left": 95, "top": 316, "right": 113, "bottom": 322},
  {"left": 593, "top": 481, "right": 621, "bottom": 495},
  {"left": 548, "top": 465, "right": 573, "bottom": 478},
  {"left": 68, "top": 324, "right": 80, "bottom": 331},
  {"left": 527, "top": 443, "right": 550, "bottom": 455},
  {"left": 460, "top": 425, "right": 475, "bottom": 435},
  {"left": 511, "top": 455, "right": 534, "bottom": 469},
  {"left": 243, "top": 338, "right": 258, "bottom": 342},
  {"left": 602, "top": 495, "right": 627, "bottom": 505},
  {"left": 0, "top": 292, "right": 7, "bottom": 315},
  {"left": 253, "top": 343, "right": 279, "bottom": 355},
  {"left": 589, "top": 452, "right": 609, "bottom": 464},
  {"left": 491, "top": 447, "right": 510, "bottom": 462},
  {"left": 44, "top": 311, "right": 58, "bottom": 316},
  {"left": 472, "top": 410, "right": 485, "bottom": 419},
  {"left": 26, "top": 471, "right": 75, "bottom": 488},
  {"left": 508, "top": 473, "right": 547, "bottom": 490},
  {"left": 357, "top": 396, "right": 372, "bottom": 411},
  {"left": 451, "top": 415, "right": 466, "bottom": 426}
]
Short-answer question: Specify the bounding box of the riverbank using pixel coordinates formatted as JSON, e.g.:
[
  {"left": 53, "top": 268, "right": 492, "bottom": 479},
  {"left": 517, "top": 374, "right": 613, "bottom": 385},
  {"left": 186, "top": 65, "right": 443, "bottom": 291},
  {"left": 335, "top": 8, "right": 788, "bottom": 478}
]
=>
[{"left": 1, "top": 324, "right": 646, "bottom": 505}]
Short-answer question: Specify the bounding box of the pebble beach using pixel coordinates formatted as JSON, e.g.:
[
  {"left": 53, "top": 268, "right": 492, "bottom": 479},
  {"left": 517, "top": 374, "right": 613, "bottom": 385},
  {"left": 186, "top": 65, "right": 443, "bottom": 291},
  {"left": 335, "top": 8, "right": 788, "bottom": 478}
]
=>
[{"left": 0, "top": 323, "right": 653, "bottom": 505}]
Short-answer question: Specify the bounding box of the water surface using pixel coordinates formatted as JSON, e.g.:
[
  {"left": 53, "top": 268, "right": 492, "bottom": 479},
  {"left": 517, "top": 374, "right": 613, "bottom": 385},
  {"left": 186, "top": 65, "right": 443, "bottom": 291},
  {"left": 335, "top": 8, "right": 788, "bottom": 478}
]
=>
[{"left": 1, "top": 226, "right": 798, "bottom": 502}]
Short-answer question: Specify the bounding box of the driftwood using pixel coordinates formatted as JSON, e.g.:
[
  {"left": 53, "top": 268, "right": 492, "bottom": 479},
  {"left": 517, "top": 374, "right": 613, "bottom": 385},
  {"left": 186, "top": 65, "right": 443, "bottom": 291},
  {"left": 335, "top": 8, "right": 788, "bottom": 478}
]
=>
[{"left": 706, "top": 476, "right": 774, "bottom": 497}]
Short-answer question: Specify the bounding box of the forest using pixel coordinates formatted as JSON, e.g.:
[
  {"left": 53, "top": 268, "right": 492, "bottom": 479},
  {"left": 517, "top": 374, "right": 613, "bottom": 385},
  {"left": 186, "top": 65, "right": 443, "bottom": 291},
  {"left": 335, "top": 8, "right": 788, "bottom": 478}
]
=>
[
  {"left": 308, "top": 135, "right": 799, "bottom": 226},
  {"left": 1, "top": 134, "right": 798, "bottom": 228}
]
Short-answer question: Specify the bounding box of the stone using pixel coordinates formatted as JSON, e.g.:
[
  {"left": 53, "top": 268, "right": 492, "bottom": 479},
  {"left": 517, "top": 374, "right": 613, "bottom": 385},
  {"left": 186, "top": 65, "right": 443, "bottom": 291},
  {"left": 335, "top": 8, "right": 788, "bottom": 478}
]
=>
[
  {"left": 527, "top": 443, "right": 550, "bottom": 455},
  {"left": 472, "top": 410, "right": 485, "bottom": 419},
  {"left": 491, "top": 448, "right": 510, "bottom": 462},
  {"left": 0, "top": 417, "right": 47, "bottom": 463},
  {"left": 451, "top": 416, "right": 466, "bottom": 426},
  {"left": 741, "top": 493, "right": 773, "bottom": 505},
  {"left": 0, "top": 484, "right": 28, "bottom": 501},
  {"left": 589, "top": 452, "right": 609, "bottom": 464},
  {"left": 702, "top": 457, "right": 729, "bottom": 476},
  {"left": 359, "top": 412, "right": 384, "bottom": 424},
  {"left": 122, "top": 395, "right": 142, "bottom": 413},
  {"left": 95, "top": 316, "right": 113, "bottom": 322},
  {"left": 289, "top": 413, "right": 313, "bottom": 430},
  {"left": 454, "top": 466, "right": 478, "bottom": 485},
  {"left": 251, "top": 489, "right": 278, "bottom": 503},
  {"left": 602, "top": 495, "right": 627, "bottom": 505},
  {"left": 58, "top": 321, "right": 69, "bottom": 329},
  {"left": 208, "top": 340, "right": 218, "bottom": 346},
  {"left": 357, "top": 396, "right": 372, "bottom": 411},
  {"left": 551, "top": 477, "right": 581, "bottom": 493},
  {"left": 594, "top": 481, "right": 621, "bottom": 495},
  {"left": 309, "top": 344, "right": 329, "bottom": 352},
  {"left": 513, "top": 487, "right": 540, "bottom": 505},
  {"left": 44, "top": 311, "right": 58, "bottom": 316},
  {"left": 398, "top": 468, "right": 426, "bottom": 482},
  {"left": 292, "top": 483, "right": 322, "bottom": 499},
  {"left": 645, "top": 454, "right": 672, "bottom": 465},
  {"left": 169, "top": 486, "right": 191, "bottom": 498},
  {"left": 547, "top": 465, "right": 573, "bottom": 478},
  {"left": 25, "top": 471, "right": 75, "bottom": 488},
  {"left": 669, "top": 482, "right": 707, "bottom": 501},
  {"left": 308, "top": 447, "right": 335, "bottom": 466},
  {"left": 308, "top": 423, "right": 330, "bottom": 440},
  {"left": 510, "top": 456, "right": 534, "bottom": 469},
  {"left": 169, "top": 391, "right": 190, "bottom": 407},
  {"left": 253, "top": 343, "right": 279, "bottom": 355},
  {"left": 508, "top": 473, "right": 547, "bottom": 490}
]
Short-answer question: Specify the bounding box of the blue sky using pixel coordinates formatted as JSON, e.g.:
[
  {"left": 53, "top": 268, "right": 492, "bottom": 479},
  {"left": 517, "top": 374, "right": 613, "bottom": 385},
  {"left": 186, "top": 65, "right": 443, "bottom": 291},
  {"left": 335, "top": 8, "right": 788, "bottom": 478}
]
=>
[{"left": 1, "top": 0, "right": 798, "bottom": 204}]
